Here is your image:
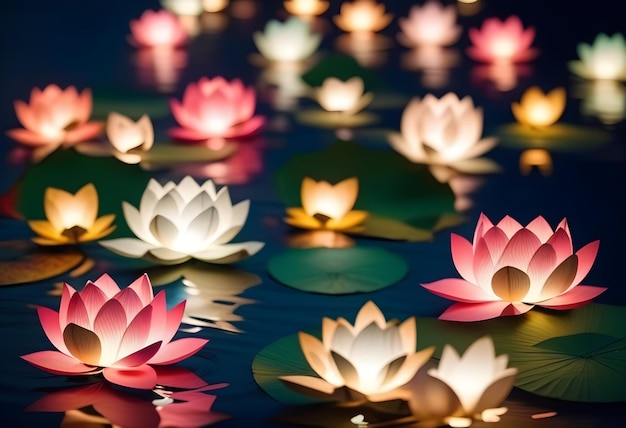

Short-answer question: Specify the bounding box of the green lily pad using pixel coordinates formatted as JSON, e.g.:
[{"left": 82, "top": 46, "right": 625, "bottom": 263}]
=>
[
  {"left": 275, "top": 140, "right": 458, "bottom": 231},
  {"left": 17, "top": 148, "right": 152, "bottom": 239},
  {"left": 92, "top": 88, "right": 171, "bottom": 120},
  {"left": 496, "top": 123, "right": 611, "bottom": 152},
  {"left": 413, "top": 304, "right": 626, "bottom": 403},
  {"left": 252, "top": 330, "right": 323, "bottom": 406},
  {"left": 267, "top": 247, "right": 408, "bottom": 294},
  {"left": 301, "top": 54, "right": 383, "bottom": 93}
]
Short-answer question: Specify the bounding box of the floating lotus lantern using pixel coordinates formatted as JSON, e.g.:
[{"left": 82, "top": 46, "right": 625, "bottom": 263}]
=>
[
  {"left": 253, "top": 16, "right": 322, "bottom": 64},
  {"left": 27, "top": 183, "right": 115, "bottom": 246},
  {"left": 100, "top": 176, "right": 264, "bottom": 264},
  {"left": 398, "top": 1, "right": 461, "bottom": 48},
  {"left": 315, "top": 77, "right": 373, "bottom": 115},
  {"left": 284, "top": 177, "right": 368, "bottom": 231},
  {"left": 161, "top": 0, "right": 204, "bottom": 16},
  {"left": 21, "top": 273, "right": 208, "bottom": 390},
  {"left": 421, "top": 214, "right": 606, "bottom": 321},
  {"left": 280, "top": 301, "right": 434, "bottom": 401},
  {"left": 568, "top": 33, "right": 626, "bottom": 81},
  {"left": 203, "top": 0, "right": 229, "bottom": 13},
  {"left": 407, "top": 336, "right": 517, "bottom": 427},
  {"left": 388, "top": 93, "right": 498, "bottom": 169},
  {"left": 7, "top": 84, "right": 102, "bottom": 149},
  {"left": 467, "top": 16, "right": 537, "bottom": 63},
  {"left": 511, "top": 86, "right": 566, "bottom": 129},
  {"left": 168, "top": 76, "right": 264, "bottom": 142},
  {"left": 284, "top": 0, "right": 329, "bottom": 17},
  {"left": 333, "top": 0, "right": 393, "bottom": 34},
  {"left": 105, "top": 112, "right": 154, "bottom": 163},
  {"left": 128, "top": 9, "right": 188, "bottom": 48}
]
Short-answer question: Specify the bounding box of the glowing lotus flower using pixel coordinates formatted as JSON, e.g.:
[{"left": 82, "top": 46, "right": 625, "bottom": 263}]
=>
[
  {"left": 203, "top": 0, "right": 228, "bottom": 13},
  {"left": 333, "top": 0, "right": 393, "bottom": 34},
  {"left": 285, "top": 177, "right": 368, "bottom": 231},
  {"left": 168, "top": 76, "right": 264, "bottom": 142},
  {"left": 161, "top": 0, "right": 204, "bottom": 16},
  {"left": 27, "top": 183, "right": 115, "bottom": 246},
  {"left": 284, "top": 0, "right": 329, "bottom": 16},
  {"left": 568, "top": 33, "right": 626, "bottom": 81},
  {"left": 421, "top": 214, "right": 606, "bottom": 322},
  {"left": 6, "top": 84, "right": 102, "bottom": 148},
  {"left": 100, "top": 176, "right": 264, "bottom": 264},
  {"left": 21, "top": 273, "right": 208, "bottom": 390},
  {"left": 253, "top": 16, "right": 322, "bottom": 63},
  {"left": 128, "top": 9, "right": 188, "bottom": 48},
  {"left": 388, "top": 94, "right": 498, "bottom": 168},
  {"left": 511, "top": 86, "right": 566, "bottom": 128},
  {"left": 315, "top": 77, "right": 373, "bottom": 114},
  {"left": 106, "top": 112, "right": 154, "bottom": 162},
  {"left": 280, "top": 301, "right": 434, "bottom": 400},
  {"left": 408, "top": 336, "right": 517, "bottom": 427},
  {"left": 467, "top": 16, "right": 537, "bottom": 63},
  {"left": 398, "top": 1, "right": 461, "bottom": 48}
]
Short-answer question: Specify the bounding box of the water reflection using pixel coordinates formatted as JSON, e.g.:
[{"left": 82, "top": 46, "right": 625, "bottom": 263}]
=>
[
  {"left": 28, "top": 371, "right": 229, "bottom": 428},
  {"left": 132, "top": 48, "right": 188, "bottom": 93},
  {"left": 573, "top": 79, "right": 626, "bottom": 125},
  {"left": 428, "top": 165, "right": 488, "bottom": 212},
  {"left": 201, "top": 11, "right": 229, "bottom": 33},
  {"left": 400, "top": 47, "right": 460, "bottom": 89},
  {"left": 284, "top": 229, "right": 356, "bottom": 249},
  {"left": 257, "top": 66, "right": 311, "bottom": 111},
  {"left": 334, "top": 33, "right": 391, "bottom": 68},
  {"left": 147, "top": 260, "right": 261, "bottom": 333},
  {"left": 519, "top": 148, "right": 553, "bottom": 176},
  {"left": 471, "top": 63, "right": 533, "bottom": 94}
]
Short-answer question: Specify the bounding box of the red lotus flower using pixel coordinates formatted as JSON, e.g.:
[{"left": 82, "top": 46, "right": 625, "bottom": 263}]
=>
[
  {"left": 169, "top": 76, "right": 265, "bottom": 142},
  {"left": 467, "top": 16, "right": 538, "bottom": 63},
  {"left": 7, "top": 84, "right": 102, "bottom": 147},
  {"left": 21, "top": 274, "right": 208, "bottom": 389},
  {"left": 421, "top": 214, "right": 606, "bottom": 321}
]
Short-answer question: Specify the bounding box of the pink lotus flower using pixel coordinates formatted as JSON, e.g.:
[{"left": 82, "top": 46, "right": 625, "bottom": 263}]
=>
[
  {"left": 467, "top": 16, "right": 538, "bottom": 63},
  {"left": 421, "top": 214, "right": 606, "bottom": 322},
  {"left": 128, "top": 9, "right": 188, "bottom": 48},
  {"left": 7, "top": 84, "right": 102, "bottom": 147},
  {"left": 21, "top": 274, "right": 208, "bottom": 389},
  {"left": 169, "top": 76, "right": 265, "bottom": 142}
]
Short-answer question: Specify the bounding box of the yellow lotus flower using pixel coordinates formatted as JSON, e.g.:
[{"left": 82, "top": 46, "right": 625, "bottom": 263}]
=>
[
  {"left": 333, "top": 0, "right": 393, "bottom": 34},
  {"left": 315, "top": 77, "right": 373, "bottom": 115},
  {"left": 28, "top": 183, "right": 116, "bottom": 246},
  {"left": 285, "top": 177, "right": 368, "bottom": 231},
  {"left": 284, "top": 0, "right": 329, "bottom": 16},
  {"left": 511, "top": 86, "right": 566, "bottom": 128},
  {"left": 407, "top": 336, "right": 517, "bottom": 427},
  {"left": 106, "top": 112, "right": 154, "bottom": 163},
  {"left": 281, "top": 301, "right": 434, "bottom": 400}
]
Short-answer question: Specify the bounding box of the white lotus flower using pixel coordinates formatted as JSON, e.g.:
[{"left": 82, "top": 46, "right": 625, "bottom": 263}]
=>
[
  {"left": 253, "top": 16, "right": 321, "bottom": 63},
  {"left": 100, "top": 176, "right": 264, "bottom": 264},
  {"left": 407, "top": 336, "right": 517, "bottom": 427},
  {"left": 280, "top": 301, "right": 434, "bottom": 401},
  {"left": 388, "top": 93, "right": 498, "bottom": 169},
  {"left": 398, "top": 1, "right": 461, "bottom": 48},
  {"left": 568, "top": 33, "right": 626, "bottom": 81},
  {"left": 106, "top": 112, "right": 154, "bottom": 164},
  {"left": 316, "top": 77, "right": 373, "bottom": 114}
]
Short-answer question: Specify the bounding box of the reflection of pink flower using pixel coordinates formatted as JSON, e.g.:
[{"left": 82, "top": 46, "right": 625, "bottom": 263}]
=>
[
  {"left": 169, "top": 76, "right": 265, "bottom": 142},
  {"left": 6, "top": 84, "right": 102, "bottom": 147},
  {"left": 467, "top": 16, "right": 537, "bottom": 63},
  {"left": 28, "top": 369, "right": 229, "bottom": 428},
  {"left": 21, "top": 274, "right": 208, "bottom": 389},
  {"left": 421, "top": 214, "right": 606, "bottom": 322},
  {"left": 129, "top": 9, "right": 188, "bottom": 48}
]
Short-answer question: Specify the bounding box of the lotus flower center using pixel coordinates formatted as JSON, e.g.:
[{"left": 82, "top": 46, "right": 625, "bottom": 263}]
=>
[
  {"left": 322, "top": 91, "right": 358, "bottom": 112},
  {"left": 526, "top": 102, "right": 554, "bottom": 127},
  {"left": 491, "top": 38, "right": 517, "bottom": 60}
]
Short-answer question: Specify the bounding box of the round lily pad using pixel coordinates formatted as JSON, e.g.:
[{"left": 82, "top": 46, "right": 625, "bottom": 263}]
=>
[
  {"left": 252, "top": 331, "right": 323, "bottom": 406},
  {"left": 267, "top": 247, "right": 408, "bottom": 294},
  {"left": 413, "top": 304, "right": 626, "bottom": 403},
  {"left": 275, "top": 140, "right": 458, "bottom": 231}
]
